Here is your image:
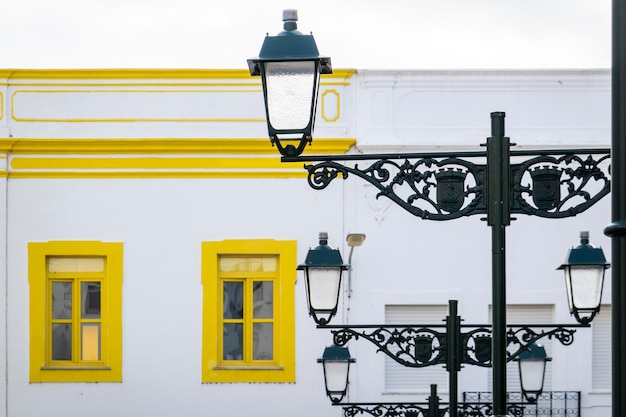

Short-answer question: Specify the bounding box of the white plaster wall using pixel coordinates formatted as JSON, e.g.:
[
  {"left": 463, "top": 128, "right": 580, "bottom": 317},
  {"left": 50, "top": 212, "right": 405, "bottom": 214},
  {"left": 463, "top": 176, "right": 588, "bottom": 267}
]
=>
[
  {"left": 0, "top": 68, "right": 614, "bottom": 417},
  {"left": 339, "top": 69, "right": 612, "bottom": 416},
  {"left": 6, "top": 177, "right": 346, "bottom": 417}
]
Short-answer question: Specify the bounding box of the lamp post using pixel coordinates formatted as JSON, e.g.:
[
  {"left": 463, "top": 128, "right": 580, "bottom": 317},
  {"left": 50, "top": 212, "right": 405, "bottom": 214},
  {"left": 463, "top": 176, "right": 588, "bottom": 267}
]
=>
[
  {"left": 603, "top": 2, "right": 626, "bottom": 417},
  {"left": 249, "top": 10, "right": 614, "bottom": 417}
]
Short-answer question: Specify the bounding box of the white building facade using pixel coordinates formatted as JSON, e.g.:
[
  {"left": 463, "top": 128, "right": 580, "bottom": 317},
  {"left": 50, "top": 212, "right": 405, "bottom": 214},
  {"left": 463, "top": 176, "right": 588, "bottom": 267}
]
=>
[{"left": 0, "top": 68, "right": 612, "bottom": 416}]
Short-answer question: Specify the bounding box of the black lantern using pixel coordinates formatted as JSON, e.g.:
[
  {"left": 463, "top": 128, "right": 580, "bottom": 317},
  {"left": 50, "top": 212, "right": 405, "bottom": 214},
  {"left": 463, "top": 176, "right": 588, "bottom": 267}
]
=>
[
  {"left": 248, "top": 9, "right": 332, "bottom": 157},
  {"left": 298, "top": 232, "right": 348, "bottom": 325},
  {"left": 516, "top": 343, "right": 551, "bottom": 403},
  {"left": 557, "top": 231, "right": 610, "bottom": 324},
  {"left": 317, "top": 345, "right": 355, "bottom": 403}
]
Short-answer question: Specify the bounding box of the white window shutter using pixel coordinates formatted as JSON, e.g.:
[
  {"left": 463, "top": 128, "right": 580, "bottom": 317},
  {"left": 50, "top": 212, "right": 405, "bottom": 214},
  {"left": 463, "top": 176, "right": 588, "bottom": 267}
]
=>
[
  {"left": 384, "top": 305, "right": 449, "bottom": 392},
  {"left": 592, "top": 305, "right": 611, "bottom": 390}
]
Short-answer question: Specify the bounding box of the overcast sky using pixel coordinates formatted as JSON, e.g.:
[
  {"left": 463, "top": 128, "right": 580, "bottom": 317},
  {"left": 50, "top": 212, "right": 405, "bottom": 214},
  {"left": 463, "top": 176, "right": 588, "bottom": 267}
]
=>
[{"left": 1, "top": 0, "right": 612, "bottom": 70}]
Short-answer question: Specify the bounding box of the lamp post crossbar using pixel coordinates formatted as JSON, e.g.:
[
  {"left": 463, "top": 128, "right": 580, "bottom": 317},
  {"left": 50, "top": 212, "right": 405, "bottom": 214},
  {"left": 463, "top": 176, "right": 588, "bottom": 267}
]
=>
[
  {"left": 283, "top": 149, "right": 610, "bottom": 222},
  {"left": 325, "top": 323, "right": 583, "bottom": 369}
]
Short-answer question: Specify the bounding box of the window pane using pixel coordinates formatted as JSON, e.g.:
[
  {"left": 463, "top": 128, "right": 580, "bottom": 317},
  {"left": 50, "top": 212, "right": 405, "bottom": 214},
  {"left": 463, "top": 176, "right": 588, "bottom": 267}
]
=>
[
  {"left": 253, "top": 281, "right": 273, "bottom": 319},
  {"left": 253, "top": 323, "right": 273, "bottom": 360},
  {"left": 48, "top": 257, "right": 105, "bottom": 272},
  {"left": 52, "top": 282, "right": 72, "bottom": 319},
  {"left": 52, "top": 323, "right": 72, "bottom": 360},
  {"left": 219, "top": 257, "right": 276, "bottom": 272},
  {"left": 223, "top": 324, "right": 243, "bottom": 360},
  {"left": 223, "top": 282, "right": 243, "bottom": 319},
  {"left": 82, "top": 282, "right": 101, "bottom": 319},
  {"left": 82, "top": 324, "right": 101, "bottom": 361}
]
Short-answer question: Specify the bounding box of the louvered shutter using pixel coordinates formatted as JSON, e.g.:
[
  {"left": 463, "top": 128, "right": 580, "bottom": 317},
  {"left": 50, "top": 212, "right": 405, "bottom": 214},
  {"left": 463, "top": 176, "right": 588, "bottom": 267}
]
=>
[
  {"left": 384, "top": 305, "right": 449, "bottom": 392},
  {"left": 592, "top": 305, "right": 611, "bottom": 390}
]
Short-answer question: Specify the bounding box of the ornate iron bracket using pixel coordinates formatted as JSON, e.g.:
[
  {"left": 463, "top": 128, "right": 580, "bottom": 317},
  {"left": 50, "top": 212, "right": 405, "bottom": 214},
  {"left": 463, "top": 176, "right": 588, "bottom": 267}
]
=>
[
  {"left": 327, "top": 323, "right": 582, "bottom": 369},
  {"left": 284, "top": 148, "right": 610, "bottom": 221}
]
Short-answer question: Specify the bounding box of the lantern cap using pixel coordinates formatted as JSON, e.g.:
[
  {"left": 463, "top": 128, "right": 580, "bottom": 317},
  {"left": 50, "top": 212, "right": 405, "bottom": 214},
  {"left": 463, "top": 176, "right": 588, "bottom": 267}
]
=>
[
  {"left": 557, "top": 231, "right": 610, "bottom": 269},
  {"left": 298, "top": 232, "right": 349, "bottom": 270},
  {"left": 318, "top": 345, "right": 355, "bottom": 362},
  {"left": 248, "top": 9, "right": 332, "bottom": 75},
  {"left": 517, "top": 343, "right": 551, "bottom": 361}
]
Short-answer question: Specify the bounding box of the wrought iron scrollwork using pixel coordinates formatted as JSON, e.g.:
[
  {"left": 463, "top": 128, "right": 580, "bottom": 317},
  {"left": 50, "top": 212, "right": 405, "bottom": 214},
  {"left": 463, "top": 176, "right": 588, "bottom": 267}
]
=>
[
  {"left": 512, "top": 152, "right": 611, "bottom": 218},
  {"left": 326, "top": 323, "right": 584, "bottom": 369},
  {"left": 331, "top": 326, "right": 447, "bottom": 367},
  {"left": 305, "top": 156, "right": 485, "bottom": 221},
  {"left": 343, "top": 403, "right": 450, "bottom": 417},
  {"left": 505, "top": 325, "right": 578, "bottom": 360},
  {"left": 297, "top": 148, "right": 610, "bottom": 221}
]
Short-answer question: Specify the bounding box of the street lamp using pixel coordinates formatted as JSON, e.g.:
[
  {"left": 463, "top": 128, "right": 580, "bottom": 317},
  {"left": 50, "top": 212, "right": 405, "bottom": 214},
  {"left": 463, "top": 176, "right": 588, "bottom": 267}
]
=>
[
  {"left": 317, "top": 345, "right": 355, "bottom": 403},
  {"left": 247, "top": 9, "right": 332, "bottom": 157},
  {"left": 298, "top": 232, "right": 348, "bottom": 325},
  {"left": 516, "top": 343, "right": 551, "bottom": 403},
  {"left": 249, "top": 10, "right": 612, "bottom": 417},
  {"left": 558, "top": 231, "right": 610, "bottom": 325}
]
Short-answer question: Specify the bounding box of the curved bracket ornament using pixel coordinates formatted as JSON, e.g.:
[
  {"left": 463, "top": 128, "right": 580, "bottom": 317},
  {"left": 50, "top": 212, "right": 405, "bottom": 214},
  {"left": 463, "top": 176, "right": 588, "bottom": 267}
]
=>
[
  {"left": 512, "top": 152, "right": 610, "bottom": 218},
  {"left": 305, "top": 156, "right": 486, "bottom": 221},
  {"left": 331, "top": 326, "right": 447, "bottom": 367},
  {"left": 505, "top": 325, "right": 578, "bottom": 360},
  {"left": 293, "top": 148, "right": 610, "bottom": 222},
  {"left": 327, "top": 323, "right": 582, "bottom": 368},
  {"left": 342, "top": 403, "right": 448, "bottom": 417}
]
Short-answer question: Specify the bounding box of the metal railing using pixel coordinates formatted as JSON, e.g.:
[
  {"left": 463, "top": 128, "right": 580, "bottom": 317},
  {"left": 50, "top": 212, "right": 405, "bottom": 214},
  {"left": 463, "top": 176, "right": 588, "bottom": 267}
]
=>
[{"left": 462, "top": 391, "right": 580, "bottom": 416}]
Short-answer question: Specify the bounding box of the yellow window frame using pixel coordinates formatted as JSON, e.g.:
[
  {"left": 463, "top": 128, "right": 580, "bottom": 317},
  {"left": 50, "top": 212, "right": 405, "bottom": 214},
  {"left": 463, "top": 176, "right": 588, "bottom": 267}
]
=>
[
  {"left": 201, "top": 239, "right": 296, "bottom": 383},
  {"left": 29, "top": 241, "right": 123, "bottom": 383}
]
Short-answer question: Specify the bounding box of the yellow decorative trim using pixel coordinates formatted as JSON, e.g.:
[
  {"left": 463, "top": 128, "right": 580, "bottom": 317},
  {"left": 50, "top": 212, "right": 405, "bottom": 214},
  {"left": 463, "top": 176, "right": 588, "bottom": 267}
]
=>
[
  {"left": 321, "top": 90, "right": 341, "bottom": 122},
  {"left": 0, "top": 138, "right": 355, "bottom": 155},
  {"left": 1, "top": 68, "right": 355, "bottom": 81},
  {"left": 201, "top": 239, "right": 296, "bottom": 383},
  {"left": 1, "top": 138, "right": 356, "bottom": 179},
  {"left": 29, "top": 241, "right": 123, "bottom": 383},
  {"left": 7, "top": 171, "right": 309, "bottom": 179}
]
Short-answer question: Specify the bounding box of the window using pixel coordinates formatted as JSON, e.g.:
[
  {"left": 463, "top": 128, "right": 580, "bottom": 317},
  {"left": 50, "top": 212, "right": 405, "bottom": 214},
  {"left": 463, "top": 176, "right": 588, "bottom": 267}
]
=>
[
  {"left": 29, "top": 241, "right": 123, "bottom": 382},
  {"left": 201, "top": 239, "right": 296, "bottom": 383}
]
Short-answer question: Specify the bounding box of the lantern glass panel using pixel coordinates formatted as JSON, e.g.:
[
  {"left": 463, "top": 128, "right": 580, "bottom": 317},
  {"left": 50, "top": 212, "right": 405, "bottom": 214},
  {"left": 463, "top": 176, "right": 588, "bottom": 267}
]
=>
[
  {"left": 519, "top": 358, "right": 546, "bottom": 393},
  {"left": 323, "top": 360, "right": 350, "bottom": 393},
  {"left": 265, "top": 61, "right": 317, "bottom": 134},
  {"left": 307, "top": 267, "right": 342, "bottom": 310},
  {"left": 568, "top": 265, "right": 604, "bottom": 310}
]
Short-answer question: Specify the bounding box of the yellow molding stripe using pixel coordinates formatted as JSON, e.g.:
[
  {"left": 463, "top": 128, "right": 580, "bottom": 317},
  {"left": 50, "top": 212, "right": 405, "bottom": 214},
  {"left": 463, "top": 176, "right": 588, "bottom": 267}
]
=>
[
  {"left": 11, "top": 157, "right": 303, "bottom": 170},
  {"left": 0, "top": 138, "right": 355, "bottom": 155},
  {"left": 8, "top": 171, "right": 310, "bottom": 179},
  {"left": 0, "top": 68, "right": 356, "bottom": 81}
]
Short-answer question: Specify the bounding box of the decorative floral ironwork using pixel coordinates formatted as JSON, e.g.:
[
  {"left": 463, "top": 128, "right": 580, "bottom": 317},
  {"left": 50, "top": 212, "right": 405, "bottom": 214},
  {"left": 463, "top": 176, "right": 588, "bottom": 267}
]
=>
[
  {"left": 326, "top": 323, "right": 582, "bottom": 368},
  {"left": 343, "top": 403, "right": 450, "bottom": 417},
  {"left": 299, "top": 149, "right": 609, "bottom": 221},
  {"left": 331, "top": 326, "right": 448, "bottom": 367}
]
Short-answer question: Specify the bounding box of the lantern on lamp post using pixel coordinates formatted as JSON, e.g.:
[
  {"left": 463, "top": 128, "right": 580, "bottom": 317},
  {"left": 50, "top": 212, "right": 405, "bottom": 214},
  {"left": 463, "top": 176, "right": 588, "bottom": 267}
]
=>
[
  {"left": 298, "top": 232, "right": 348, "bottom": 325},
  {"left": 317, "top": 345, "right": 355, "bottom": 403},
  {"left": 558, "top": 231, "right": 610, "bottom": 325},
  {"left": 516, "top": 343, "right": 551, "bottom": 403},
  {"left": 248, "top": 9, "right": 332, "bottom": 157}
]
